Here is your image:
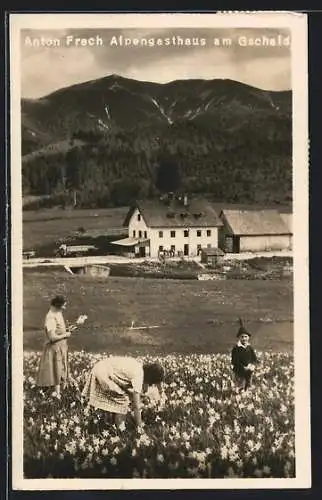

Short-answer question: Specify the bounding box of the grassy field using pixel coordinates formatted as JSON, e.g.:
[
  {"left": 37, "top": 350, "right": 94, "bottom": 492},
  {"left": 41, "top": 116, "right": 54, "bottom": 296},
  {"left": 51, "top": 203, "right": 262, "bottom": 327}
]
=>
[
  {"left": 23, "top": 270, "right": 294, "bottom": 479},
  {"left": 23, "top": 207, "right": 129, "bottom": 251},
  {"left": 23, "top": 270, "right": 293, "bottom": 355}
]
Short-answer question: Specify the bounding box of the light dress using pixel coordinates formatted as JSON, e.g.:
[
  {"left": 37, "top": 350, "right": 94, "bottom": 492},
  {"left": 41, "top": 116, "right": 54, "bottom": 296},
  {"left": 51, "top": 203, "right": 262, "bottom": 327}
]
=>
[
  {"left": 36, "top": 308, "right": 68, "bottom": 387},
  {"left": 82, "top": 356, "right": 144, "bottom": 415}
]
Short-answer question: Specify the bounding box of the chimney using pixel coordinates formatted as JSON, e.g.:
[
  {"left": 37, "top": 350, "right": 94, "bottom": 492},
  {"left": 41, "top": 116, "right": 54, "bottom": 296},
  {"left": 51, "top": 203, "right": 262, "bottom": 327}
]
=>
[
  {"left": 183, "top": 195, "right": 188, "bottom": 207},
  {"left": 163, "top": 192, "right": 174, "bottom": 206}
]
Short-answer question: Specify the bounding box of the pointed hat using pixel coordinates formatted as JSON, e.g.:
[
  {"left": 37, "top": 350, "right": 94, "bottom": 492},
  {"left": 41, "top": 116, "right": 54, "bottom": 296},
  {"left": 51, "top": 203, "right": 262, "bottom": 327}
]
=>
[{"left": 237, "top": 318, "right": 251, "bottom": 337}]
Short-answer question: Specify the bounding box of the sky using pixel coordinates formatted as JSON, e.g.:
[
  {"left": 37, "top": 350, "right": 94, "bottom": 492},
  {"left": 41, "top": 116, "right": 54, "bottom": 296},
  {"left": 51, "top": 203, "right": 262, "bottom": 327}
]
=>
[{"left": 20, "top": 27, "right": 291, "bottom": 98}]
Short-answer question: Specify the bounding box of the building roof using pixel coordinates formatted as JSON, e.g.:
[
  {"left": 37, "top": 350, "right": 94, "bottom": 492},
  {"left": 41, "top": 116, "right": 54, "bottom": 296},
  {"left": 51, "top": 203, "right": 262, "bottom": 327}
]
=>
[
  {"left": 124, "top": 198, "right": 222, "bottom": 228},
  {"left": 278, "top": 206, "right": 292, "bottom": 214},
  {"left": 111, "top": 237, "right": 149, "bottom": 247},
  {"left": 111, "top": 237, "right": 139, "bottom": 246},
  {"left": 221, "top": 209, "right": 291, "bottom": 236},
  {"left": 213, "top": 202, "right": 293, "bottom": 214}
]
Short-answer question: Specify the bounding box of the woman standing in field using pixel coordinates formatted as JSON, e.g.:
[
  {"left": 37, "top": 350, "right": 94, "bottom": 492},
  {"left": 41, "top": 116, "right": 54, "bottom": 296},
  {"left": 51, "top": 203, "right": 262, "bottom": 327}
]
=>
[
  {"left": 36, "top": 295, "right": 72, "bottom": 398},
  {"left": 82, "top": 356, "right": 165, "bottom": 429}
]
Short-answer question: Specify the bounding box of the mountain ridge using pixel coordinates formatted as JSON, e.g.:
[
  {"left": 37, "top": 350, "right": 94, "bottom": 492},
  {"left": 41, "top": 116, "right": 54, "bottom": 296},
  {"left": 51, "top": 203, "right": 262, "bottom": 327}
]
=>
[
  {"left": 23, "top": 73, "right": 291, "bottom": 100},
  {"left": 21, "top": 75, "right": 292, "bottom": 209},
  {"left": 22, "top": 75, "right": 291, "bottom": 146}
]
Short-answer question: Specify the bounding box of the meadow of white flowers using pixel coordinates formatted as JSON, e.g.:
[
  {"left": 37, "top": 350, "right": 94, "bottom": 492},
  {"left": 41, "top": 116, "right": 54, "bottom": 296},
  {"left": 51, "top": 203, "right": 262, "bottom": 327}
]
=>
[{"left": 23, "top": 351, "right": 295, "bottom": 479}]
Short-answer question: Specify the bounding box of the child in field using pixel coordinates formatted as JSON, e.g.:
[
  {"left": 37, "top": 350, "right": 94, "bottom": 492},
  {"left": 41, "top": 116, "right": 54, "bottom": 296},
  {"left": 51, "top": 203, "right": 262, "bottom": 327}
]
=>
[
  {"left": 82, "top": 356, "right": 165, "bottom": 430},
  {"left": 231, "top": 319, "right": 258, "bottom": 391}
]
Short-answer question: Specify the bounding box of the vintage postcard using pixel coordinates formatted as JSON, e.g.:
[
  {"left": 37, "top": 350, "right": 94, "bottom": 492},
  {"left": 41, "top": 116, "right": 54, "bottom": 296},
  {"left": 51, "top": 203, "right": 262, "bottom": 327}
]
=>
[{"left": 9, "top": 12, "right": 310, "bottom": 490}]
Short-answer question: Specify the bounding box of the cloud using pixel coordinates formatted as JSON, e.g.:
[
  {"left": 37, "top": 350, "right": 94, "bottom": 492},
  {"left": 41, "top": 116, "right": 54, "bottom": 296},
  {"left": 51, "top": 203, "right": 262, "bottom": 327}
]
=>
[
  {"left": 21, "top": 42, "right": 103, "bottom": 98},
  {"left": 20, "top": 27, "right": 291, "bottom": 98}
]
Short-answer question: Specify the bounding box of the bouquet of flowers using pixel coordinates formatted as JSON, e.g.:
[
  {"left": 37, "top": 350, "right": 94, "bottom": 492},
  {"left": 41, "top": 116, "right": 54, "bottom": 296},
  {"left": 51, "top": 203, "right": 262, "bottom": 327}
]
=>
[
  {"left": 76, "top": 314, "right": 88, "bottom": 325},
  {"left": 68, "top": 314, "right": 88, "bottom": 332}
]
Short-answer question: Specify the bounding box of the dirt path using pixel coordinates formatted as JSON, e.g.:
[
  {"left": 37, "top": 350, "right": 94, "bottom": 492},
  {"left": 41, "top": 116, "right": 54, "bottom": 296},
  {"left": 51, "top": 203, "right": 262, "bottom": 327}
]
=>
[{"left": 23, "top": 250, "right": 292, "bottom": 268}]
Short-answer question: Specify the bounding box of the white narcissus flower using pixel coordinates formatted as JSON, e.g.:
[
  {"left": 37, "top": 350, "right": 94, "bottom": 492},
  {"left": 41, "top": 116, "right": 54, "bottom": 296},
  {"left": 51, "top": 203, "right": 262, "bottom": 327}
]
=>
[
  {"left": 23, "top": 350, "right": 295, "bottom": 478},
  {"left": 254, "top": 468, "right": 263, "bottom": 478},
  {"left": 118, "top": 421, "right": 126, "bottom": 432}
]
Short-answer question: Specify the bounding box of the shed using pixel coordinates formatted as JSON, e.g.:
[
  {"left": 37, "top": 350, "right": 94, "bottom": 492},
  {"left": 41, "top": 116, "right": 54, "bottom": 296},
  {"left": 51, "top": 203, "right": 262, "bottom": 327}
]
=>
[
  {"left": 219, "top": 209, "right": 292, "bottom": 253},
  {"left": 279, "top": 212, "right": 292, "bottom": 235},
  {"left": 200, "top": 247, "right": 225, "bottom": 266}
]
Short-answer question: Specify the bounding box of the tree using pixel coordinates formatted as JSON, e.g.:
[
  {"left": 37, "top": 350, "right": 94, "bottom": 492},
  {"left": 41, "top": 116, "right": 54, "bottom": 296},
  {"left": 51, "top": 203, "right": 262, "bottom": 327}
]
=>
[
  {"left": 65, "top": 148, "right": 84, "bottom": 207},
  {"left": 155, "top": 155, "right": 181, "bottom": 194}
]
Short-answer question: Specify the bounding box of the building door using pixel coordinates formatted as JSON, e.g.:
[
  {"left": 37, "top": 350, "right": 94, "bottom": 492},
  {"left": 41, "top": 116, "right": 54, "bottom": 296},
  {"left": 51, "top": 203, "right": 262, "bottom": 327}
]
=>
[
  {"left": 139, "top": 246, "right": 146, "bottom": 257},
  {"left": 184, "top": 244, "right": 189, "bottom": 256},
  {"left": 233, "top": 236, "right": 240, "bottom": 253},
  {"left": 225, "top": 236, "right": 233, "bottom": 253}
]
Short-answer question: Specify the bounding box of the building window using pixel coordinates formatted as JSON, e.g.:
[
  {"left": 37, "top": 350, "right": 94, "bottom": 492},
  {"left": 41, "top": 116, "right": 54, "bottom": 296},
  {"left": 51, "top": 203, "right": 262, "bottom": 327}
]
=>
[
  {"left": 144, "top": 231, "right": 147, "bottom": 239},
  {"left": 197, "top": 244, "right": 202, "bottom": 253},
  {"left": 137, "top": 214, "right": 141, "bottom": 221},
  {"left": 133, "top": 230, "right": 136, "bottom": 237},
  {"left": 159, "top": 231, "right": 163, "bottom": 238},
  {"left": 197, "top": 230, "right": 202, "bottom": 237},
  {"left": 170, "top": 230, "right": 176, "bottom": 238},
  {"left": 207, "top": 243, "right": 211, "bottom": 248},
  {"left": 170, "top": 245, "right": 176, "bottom": 253},
  {"left": 184, "top": 230, "right": 189, "bottom": 237},
  {"left": 139, "top": 230, "right": 142, "bottom": 238},
  {"left": 159, "top": 245, "right": 163, "bottom": 252},
  {"left": 207, "top": 230, "right": 211, "bottom": 237}
]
